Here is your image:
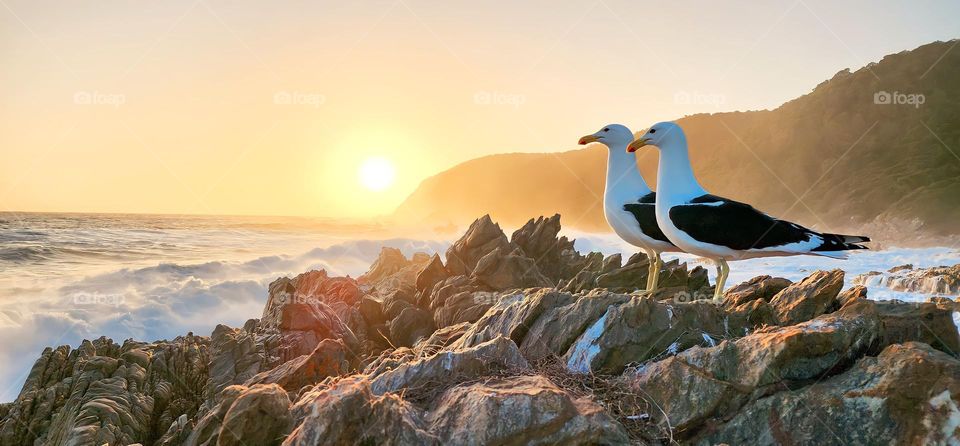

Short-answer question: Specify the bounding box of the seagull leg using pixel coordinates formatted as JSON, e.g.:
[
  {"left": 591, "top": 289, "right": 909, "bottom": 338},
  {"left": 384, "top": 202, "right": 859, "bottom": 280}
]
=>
[
  {"left": 644, "top": 249, "right": 656, "bottom": 292},
  {"left": 647, "top": 251, "right": 662, "bottom": 293},
  {"left": 712, "top": 259, "right": 729, "bottom": 304}
]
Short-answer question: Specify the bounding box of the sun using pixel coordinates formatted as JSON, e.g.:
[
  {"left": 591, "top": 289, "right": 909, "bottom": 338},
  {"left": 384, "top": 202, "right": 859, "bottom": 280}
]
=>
[{"left": 358, "top": 156, "right": 396, "bottom": 191}]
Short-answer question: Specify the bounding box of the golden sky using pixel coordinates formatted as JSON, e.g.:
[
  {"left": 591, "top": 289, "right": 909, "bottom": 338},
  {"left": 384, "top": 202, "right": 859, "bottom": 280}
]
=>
[{"left": 1, "top": 0, "right": 957, "bottom": 217}]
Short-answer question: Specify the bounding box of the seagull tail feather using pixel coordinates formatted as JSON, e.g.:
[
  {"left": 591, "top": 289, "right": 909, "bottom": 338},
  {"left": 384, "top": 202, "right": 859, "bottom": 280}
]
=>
[{"left": 814, "top": 232, "right": 871, "bottom": 252}]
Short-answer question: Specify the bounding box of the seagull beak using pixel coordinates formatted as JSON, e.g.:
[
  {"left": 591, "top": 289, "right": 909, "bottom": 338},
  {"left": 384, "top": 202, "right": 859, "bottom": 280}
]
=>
[
  {"left": 578, "top": 134, "right": 599, "bottom": 145},
  {"left": 627, "top": 137, "right": 651, "bottom": 152}
]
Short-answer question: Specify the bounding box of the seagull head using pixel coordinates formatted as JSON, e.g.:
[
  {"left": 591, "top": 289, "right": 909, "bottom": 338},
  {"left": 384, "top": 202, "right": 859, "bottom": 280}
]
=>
[
  {"left": 628, "top": 121, "right": 684, "bottom": 152},
  {"left": 578, "top": 124, "right": 634, "bottom": 149}
]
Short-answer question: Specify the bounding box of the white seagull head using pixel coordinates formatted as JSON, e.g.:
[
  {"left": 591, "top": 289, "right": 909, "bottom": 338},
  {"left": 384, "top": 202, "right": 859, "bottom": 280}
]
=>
[
  {"left": 578, "top": 124, "right": 634, "bottom": 149},
  {"left": 628, "top": 121, "right": 685, "bottom": 152}
]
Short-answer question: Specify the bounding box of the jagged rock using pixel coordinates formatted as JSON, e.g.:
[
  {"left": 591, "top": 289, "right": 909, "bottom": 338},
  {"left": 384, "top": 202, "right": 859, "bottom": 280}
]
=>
[
  {"left": 217, "top": 384, "right": 292, "bottom": 446},
  {"left": 431, "top": 287, "right": 499, "bottom": 328},
  {"left": 471, "top": 246, "right": 552, "bottom": 289},
  {"left": 837, "top": 285, "right": 869, "bottom": 308},
  {"left": 206, "top": 324, "right": 266, "bottom": 398},
  {"left": 389, "top": 307, "right": 437, "bottom": 347},
  {"left": 627, "top": 300, "right": 881, "bottom": 435},
  {"left": 509, "top": 214, "right": 589, "bottom": 281},
  {"left": 427, "top": 375, "right": 630, "bottom": 445},
  {"left": 244, "top": 339, "right": 349, "bottom": 393},
  {"left": 520, "top": 290, "right": 632, "bottom": 362},
  {"left": 451, "top": 289, "right": 575, "bottom": 350},
  {"left": 359, "top": 247, "right": 410, "bottom": 285},
  {"left": 723, "top": 275, "right": 792, "bottom": 308},
  {"left": 360, "top": 247, "right": 433, "bottom": 297},
  {"left": 854, "top": 263, "right": 960, "bottom": 295},
  {"left": 698, "top": 342, "right": 960, "bottom": 445},
  {"left": 369, "top": 337, "right": 529, "bottom": 395},
  {"left": 286, "top": 377, "right": 437, "bottom": 445},
  {"left": 182, "top": 385, "right": 245, "bottom": 446},
  {"left": 0, "top": 336, "right": 209, "bottom": 446},
  {"left": 415, "top": 253, "right": 448, "bottom": 293},
  {"left": 444, "top": 215, "right": 513, "bottom": 277},
  {"left": 768, "top": 269, "right": 844, "bottom": 325}
]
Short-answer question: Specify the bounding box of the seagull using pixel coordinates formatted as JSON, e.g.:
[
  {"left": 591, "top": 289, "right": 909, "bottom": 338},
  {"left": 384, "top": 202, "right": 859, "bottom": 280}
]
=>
[
  {"left": 579, "top": 124, "right": 679, "bottom": 291},
  {"left": 628, "top": 121, "right": 869, "bottom": 302}
]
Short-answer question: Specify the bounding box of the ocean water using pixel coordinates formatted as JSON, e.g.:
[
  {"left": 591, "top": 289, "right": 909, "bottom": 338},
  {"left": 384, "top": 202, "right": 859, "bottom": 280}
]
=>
[{"left": 0, "top": 212, "right": 957, "bottom": 402}]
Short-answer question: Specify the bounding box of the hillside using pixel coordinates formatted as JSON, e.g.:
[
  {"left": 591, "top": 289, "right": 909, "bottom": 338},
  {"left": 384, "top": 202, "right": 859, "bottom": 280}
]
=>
[{"left": 394, "top": 40, "right": 960, "bottom": 241}]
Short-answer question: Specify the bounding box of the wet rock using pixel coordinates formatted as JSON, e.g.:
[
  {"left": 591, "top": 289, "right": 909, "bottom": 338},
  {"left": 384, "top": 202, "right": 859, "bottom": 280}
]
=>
[
  {"left": 427, "top": 375, "right": 630, "bottom": 445},
  {"left": 768, "top": 269, "right": 844, "bottom": 325},
  {"left": 698, "top": 342, "right": 960, "bottom": 445},
  {"left": 853, "top": 263, "right": 960, "bottom": 295}
]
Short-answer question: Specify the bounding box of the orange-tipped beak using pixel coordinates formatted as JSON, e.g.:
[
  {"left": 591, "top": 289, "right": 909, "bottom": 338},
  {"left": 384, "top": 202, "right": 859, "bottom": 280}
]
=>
[
  {"left": 627, "top": 137, "right": 651, "bottom": 153},
  {"left": 578, "top": 134, "right": 599, "bottom": 145}
]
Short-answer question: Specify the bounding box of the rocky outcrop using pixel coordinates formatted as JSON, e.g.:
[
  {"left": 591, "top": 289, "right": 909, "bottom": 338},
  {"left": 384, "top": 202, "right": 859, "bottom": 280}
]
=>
[
  {"left": 698, "top": 342, "right": 960, "bottom": 445},
  {"left": 0, "top": 336, "right": 209, "bottom": 446},
  {"left": 627, "top": 300, "right": 881, "bottom": 435},
  {"left": 854, "top": 263, "right": 960, "bottom": 295},
  {"left": 5, "top": 215, "right": 960, "bottom": 445}
]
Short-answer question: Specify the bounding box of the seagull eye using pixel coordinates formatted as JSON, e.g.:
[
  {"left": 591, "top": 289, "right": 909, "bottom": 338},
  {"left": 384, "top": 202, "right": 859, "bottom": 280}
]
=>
[
  {"left": 649, "top": 128, "right": 656, "bottom": 134},
  {"left": 603, "top": 128, "right": 609, "bottom": 132}
]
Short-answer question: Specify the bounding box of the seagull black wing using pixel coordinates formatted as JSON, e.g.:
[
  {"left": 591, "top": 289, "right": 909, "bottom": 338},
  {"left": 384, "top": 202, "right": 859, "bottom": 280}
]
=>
[
  {"left": 669, "top": 194, "right": 869, "bottom": 251},
  {"left": 622, "top": 192, "right": 671, "bottom": 243}
]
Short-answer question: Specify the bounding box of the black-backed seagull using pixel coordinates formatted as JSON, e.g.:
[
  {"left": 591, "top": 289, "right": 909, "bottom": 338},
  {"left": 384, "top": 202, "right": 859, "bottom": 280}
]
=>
[
  {"left": 628, "top": 121, "right": 869, "bottom": 302},
  {"left": 578, "top": 124, "right": 680, "bottom": 291}
]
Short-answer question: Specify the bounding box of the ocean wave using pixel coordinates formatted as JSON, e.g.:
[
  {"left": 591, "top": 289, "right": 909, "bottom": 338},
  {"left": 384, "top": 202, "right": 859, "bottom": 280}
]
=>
[{"left": 0, "top": 236, "right": 448, "bottom": 402}]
